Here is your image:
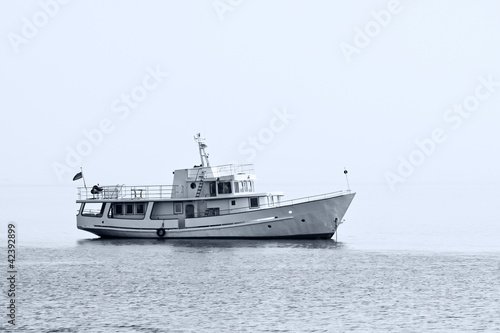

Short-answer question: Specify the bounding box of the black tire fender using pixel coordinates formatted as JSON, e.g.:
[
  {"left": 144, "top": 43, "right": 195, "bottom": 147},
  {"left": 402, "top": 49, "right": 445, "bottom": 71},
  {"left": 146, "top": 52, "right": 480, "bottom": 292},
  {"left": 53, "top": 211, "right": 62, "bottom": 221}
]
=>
[{"left": 156, "top": 228, "right": 166, "bottom": 238}]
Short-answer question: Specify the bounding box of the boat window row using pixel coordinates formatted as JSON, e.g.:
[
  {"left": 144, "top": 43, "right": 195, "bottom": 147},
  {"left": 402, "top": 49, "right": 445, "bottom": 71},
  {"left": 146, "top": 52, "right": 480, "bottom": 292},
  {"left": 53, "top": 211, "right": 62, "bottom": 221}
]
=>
[
  {"left": 191, "top": 180, "right": 254, "bottom": 197},
  {"left": 110, "top": 202, "right": 146, "bottom": 217},
  {"left": 80, "top": 196, "right": 263, "bottom": 220},
  {"left": 213, "top": 180, "right": 254, "bottom": 194},
  {"left": 234, "top": 180, "right": 254, "bottom": 193},
  {"left": 149, "top": 197, "right": 261, "bottom": 219}
]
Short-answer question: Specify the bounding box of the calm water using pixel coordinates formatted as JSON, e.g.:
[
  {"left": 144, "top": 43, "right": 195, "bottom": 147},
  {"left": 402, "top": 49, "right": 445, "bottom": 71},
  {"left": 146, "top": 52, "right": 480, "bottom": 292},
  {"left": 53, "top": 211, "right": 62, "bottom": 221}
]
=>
[{"left": 1, "top": 184, "right": 500, "bottom": 332}]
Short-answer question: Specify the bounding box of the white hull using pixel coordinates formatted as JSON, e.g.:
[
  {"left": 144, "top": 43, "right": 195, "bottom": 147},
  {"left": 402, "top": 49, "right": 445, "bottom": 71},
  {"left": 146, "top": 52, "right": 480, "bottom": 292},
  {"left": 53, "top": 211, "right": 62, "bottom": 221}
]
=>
[{"left": 77, "top": 193, "right": 355, "bottom": 239}]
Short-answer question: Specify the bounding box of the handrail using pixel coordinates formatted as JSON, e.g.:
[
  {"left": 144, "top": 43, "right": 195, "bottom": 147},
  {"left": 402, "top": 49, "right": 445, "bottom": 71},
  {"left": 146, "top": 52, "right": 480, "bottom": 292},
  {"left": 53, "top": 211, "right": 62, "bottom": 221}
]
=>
[
  {"left": 217, "top": 190, "right": 351, "bottom": 216},
  {"left": 187, "top": 164, "right": 254, "bottom": 178},
  {"left": 77, "top": 184, "right": 184, "bottom": 200}
]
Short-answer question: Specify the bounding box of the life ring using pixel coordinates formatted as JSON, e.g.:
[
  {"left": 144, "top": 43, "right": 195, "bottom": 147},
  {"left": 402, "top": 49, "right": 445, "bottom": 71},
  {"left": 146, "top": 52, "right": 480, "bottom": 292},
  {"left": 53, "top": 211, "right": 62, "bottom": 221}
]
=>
[{"left": 156, "top": 228, "right": 166, "bottom": 237}]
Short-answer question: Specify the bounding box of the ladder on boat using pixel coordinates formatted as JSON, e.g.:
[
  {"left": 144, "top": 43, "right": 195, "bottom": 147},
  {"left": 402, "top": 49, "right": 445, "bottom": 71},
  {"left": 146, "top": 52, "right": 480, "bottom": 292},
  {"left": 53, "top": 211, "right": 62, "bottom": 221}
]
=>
[{"left": 195, "top": 169, "right": 205, "bottom": 198}]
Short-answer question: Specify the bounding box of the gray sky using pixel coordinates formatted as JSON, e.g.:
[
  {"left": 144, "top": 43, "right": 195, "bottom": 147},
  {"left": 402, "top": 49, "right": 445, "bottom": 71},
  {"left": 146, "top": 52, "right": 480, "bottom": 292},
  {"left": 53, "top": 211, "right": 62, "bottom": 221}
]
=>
[{"left": 2, "top": 1, "right": 500, "bottom": 196}]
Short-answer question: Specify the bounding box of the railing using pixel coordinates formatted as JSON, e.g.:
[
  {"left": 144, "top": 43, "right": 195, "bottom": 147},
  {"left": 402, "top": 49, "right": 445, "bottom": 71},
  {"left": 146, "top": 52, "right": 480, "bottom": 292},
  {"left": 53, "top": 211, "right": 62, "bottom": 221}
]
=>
[
  {"left": 274, "top": 190, "right": 350, "bottom": 207},
  {"left": 77, "top": 184, "right": 184, "bottom": 200},
  {"left": 187, "top": 164, "right": 254, "bottom": 179},
  {"left": 185, "top": 190, "right": 352, "bottom": 218}
]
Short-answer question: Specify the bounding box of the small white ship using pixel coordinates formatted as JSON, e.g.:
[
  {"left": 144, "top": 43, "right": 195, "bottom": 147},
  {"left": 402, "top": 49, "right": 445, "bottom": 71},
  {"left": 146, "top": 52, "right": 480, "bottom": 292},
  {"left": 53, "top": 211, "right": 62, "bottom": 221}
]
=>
[{"left": 76, "top": 134, "right": 355, "bottom": 239}]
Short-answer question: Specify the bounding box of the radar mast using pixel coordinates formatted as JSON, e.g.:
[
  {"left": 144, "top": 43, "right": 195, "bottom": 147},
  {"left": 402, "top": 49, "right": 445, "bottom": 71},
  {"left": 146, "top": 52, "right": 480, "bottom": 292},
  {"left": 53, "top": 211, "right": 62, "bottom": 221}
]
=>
[{"left": 194, "top": 133, "right": 210, "bottom": 167}]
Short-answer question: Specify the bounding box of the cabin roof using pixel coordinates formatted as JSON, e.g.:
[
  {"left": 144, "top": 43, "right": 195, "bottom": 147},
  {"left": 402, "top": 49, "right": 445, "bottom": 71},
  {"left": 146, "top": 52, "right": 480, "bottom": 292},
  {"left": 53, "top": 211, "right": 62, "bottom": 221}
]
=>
[{"left": 177, "top": 164, "right": 255, "bottom": 180}]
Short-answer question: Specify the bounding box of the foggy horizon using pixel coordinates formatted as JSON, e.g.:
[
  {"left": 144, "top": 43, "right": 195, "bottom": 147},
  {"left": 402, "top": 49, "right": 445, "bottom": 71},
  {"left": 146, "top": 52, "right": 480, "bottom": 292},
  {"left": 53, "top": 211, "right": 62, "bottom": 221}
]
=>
[{"left": 2, "top": 1, "right": 500, "bottom": 195}]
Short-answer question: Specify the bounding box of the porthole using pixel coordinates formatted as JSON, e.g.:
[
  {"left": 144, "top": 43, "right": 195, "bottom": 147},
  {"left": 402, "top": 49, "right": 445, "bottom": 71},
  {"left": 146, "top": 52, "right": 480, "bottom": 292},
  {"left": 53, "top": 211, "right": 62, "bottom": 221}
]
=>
[
  {"left": 190, "top": 182, "right": 196, "bottom": 189},
  {"left": 268, "top": 225, "right": 272, "bottom": 228},
  {"left": 301, "top": 219, "right": 305, "bottom": 222},
  {"left": 288, "top": 210, "right": 292, "bottom": 214}
]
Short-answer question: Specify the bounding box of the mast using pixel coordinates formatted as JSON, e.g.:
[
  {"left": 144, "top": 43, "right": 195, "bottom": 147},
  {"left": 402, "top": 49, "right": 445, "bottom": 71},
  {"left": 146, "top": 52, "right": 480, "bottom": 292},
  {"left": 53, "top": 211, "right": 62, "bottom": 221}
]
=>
[{"left": 194, "top": 133, "right": 210, "bottom": 167}]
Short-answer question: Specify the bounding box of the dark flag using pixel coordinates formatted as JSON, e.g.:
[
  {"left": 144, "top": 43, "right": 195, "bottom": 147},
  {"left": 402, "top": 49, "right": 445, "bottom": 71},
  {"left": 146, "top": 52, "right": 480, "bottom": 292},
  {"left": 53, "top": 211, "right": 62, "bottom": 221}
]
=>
[{"left": 73, "top": 172, "right": 83, "bottom": 181}]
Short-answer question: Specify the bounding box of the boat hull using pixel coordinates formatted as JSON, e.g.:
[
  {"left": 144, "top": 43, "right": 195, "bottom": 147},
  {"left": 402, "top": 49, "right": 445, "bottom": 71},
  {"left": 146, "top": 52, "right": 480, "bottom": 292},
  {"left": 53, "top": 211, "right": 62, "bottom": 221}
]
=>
[{"left": 77, "top": 193, "right": 355, "bottom": 239}]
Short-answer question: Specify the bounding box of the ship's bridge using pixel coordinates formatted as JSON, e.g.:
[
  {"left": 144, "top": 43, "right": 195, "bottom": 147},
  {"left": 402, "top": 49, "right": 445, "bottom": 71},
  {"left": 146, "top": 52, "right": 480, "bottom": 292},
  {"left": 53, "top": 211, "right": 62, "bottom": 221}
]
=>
[{"left": 172, "top": 163, "right": 257, "bottom": 199}]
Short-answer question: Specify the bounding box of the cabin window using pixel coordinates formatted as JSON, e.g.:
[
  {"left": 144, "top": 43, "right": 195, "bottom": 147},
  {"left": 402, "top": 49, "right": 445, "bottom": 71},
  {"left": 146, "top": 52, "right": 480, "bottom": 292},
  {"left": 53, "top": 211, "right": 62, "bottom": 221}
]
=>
[
  {"left": 136, "top": 203, "right": 145, "bottom": 214},
  {"left": 209, "top": 182, "right": 217, "bottom": 197},
  {"left": 248, "top": 181, "right": 254, "bottom": 192},
  {"left": 234, "top": 182, "right": 239, "bottom": 193},
  {"left": 217, "top": 181, "right": 232, "bottom": 194},
  {"left": 115, "top": 204, "right": 123, "bottom": 215},
  {"left": 249, "top": 197, "right": 259, "bottom": 208},
  {"left": 126, "top": 204, "right": 134, "bottom": 214},
  {"left": 150, "top": 202, "right": 173, "bottom": 219},
  {"left": 242, "top": 181, "right": 248, "bottom": 192},
  {"left": 231, "top": 200, "right": 236, "bottom": 206},
  {"left": 205, "top": 208, "right": 220, "bottom": 216},
  {"left": 81, "top": 202, "right": 105, "bottom": 217},
  {"left": 174, "top": 203, "right": 183, "bottom": 214}
]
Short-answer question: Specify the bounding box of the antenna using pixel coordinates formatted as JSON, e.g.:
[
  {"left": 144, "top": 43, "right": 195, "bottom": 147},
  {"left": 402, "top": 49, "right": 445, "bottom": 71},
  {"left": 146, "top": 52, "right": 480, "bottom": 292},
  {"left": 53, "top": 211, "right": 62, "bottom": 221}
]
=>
[
  {"left": 344, "top": 168, "right": 350, "bottom": 192},
  {"left": 194, "top": 133, "right": 210, "bottom": 167},
  {"left": 80, "top": 166, "right": 87, "bottom": 190}
]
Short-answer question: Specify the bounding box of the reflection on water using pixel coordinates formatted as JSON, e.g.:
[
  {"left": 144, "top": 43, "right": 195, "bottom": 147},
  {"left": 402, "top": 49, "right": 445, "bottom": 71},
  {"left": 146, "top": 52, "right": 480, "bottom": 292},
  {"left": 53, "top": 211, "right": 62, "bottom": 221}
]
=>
[{"left": 76, "top": 237, "right": 345, "bottom": 250}]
